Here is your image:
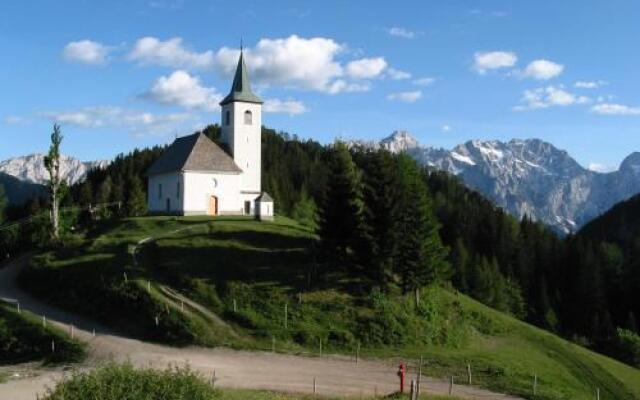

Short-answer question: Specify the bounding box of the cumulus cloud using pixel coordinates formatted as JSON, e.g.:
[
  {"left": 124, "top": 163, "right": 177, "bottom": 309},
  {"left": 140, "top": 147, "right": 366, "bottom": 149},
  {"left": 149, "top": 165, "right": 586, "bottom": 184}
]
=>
[
  {"left": 63, "top": 40, "right": 112, "bottom": 65},
  {"left": 40, "top": 106, "right": 194, "bottom": 136},
  {"left": 387, "top": 27, "right": 418, "bottom": 39},
  {"left": 574, "top": 80, "right": 608, "bottom": 89},
  {"left": 591, "top": 103, "right": 640, "bottom": 115},
  {"left": 144, "top": 70, "right": 222, "bottom": 111},
  {"left": 521, "top": 59, "right": 564, "bottom": 80},
  {"left": 263, "top": 98, "right": 308, "bottom": 115},
  {"left": 387, "top": 90, "right": 422, "bottom": 103},
  {"left": 345, "top": 57, "right": 388, "bottom": 79},
  {"left": 128, "top": 37, "right": 215, "bottom": 68},
  {"left": 413, "top": 77, "right": 436, "bottom": 86},
  {"left": 473, "top": 51, "right": 518, "bottom": 74},
  {"left": 513, "top": 86, "right": 590, "bottom": 111},
  {"left": 588, "top": 163, "right": 617, "bottom": 173},
  {"left": 387, "top": 68, "right": 411, "bottom": 80},
  {"left": 327, "top": 80, "right": 371, "bottom": 94}
]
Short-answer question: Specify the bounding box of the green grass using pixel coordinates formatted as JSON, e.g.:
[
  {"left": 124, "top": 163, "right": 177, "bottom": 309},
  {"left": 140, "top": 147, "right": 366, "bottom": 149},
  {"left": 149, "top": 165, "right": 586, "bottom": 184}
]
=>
[
  {"left": 0, "top": 302, "right": 86, "bottom": 364},
  {"left": 20, "top": 216, "right": 640, "bottom": 399}
]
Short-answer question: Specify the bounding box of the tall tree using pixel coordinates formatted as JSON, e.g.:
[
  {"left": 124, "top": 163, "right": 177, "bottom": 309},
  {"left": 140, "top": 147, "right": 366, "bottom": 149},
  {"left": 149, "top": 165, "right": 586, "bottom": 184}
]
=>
[
  {"left": 0, "top": 183, "right": 7, "bottom": 224},
  {"left": 317, "top": 142, "right": 364, "bottom": 270},
  {"left": 394, "top": 155, "right": 448, "bottom": 305},
  {"left": 125, "top": 175, "right": 147, "bottom": 217},
  {"left": 43, "top": 124, "right": 63, "bottom": 241}
]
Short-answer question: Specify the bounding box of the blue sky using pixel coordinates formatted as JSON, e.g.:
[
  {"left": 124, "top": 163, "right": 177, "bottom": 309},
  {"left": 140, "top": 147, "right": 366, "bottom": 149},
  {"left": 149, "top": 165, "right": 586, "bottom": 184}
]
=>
[{"left": 1, "top": 0, "right": 639, "bottom": 172}]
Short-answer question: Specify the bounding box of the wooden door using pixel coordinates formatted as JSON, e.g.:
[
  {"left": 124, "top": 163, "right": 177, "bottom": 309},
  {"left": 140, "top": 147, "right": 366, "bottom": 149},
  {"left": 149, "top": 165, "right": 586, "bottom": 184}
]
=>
[{"left": 208, "top": 196, "right": 218, "bottom": 216}]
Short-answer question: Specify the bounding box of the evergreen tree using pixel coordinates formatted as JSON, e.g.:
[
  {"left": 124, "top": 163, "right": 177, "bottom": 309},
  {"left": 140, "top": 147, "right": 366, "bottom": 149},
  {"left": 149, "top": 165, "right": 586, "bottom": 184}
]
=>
[
  {"left": 291, "top": 190, "right": 318, "bottom": 228},
  {"left": 0, "top": 183, "right": 7, "bottom": 223},
  {"left": 317, "top": 142, "right": 364, "bottom": 270},
  {"left": 394, "top": 155, "right": 448, "bottom": 304}
]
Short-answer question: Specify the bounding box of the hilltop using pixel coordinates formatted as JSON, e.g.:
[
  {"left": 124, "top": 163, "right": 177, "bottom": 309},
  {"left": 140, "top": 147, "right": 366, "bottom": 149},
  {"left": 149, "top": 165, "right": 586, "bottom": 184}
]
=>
[{"left": 16, "top": 216, "right": 640, "bottom": 400}]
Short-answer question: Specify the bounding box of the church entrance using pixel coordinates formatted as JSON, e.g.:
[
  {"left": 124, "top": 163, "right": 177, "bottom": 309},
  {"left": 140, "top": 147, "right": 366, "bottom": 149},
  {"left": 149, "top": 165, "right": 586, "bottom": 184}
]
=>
[
  {"left": 244, "top": 201, "right": 251, "bottom": 215},
  {"left": 208, "top": 196, "right": 218, "bottom": 216}
]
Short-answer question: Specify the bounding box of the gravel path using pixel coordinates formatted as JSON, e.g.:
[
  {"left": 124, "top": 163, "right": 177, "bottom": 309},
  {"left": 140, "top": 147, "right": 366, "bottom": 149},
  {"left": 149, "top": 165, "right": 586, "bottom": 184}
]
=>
[{"left": 0, "top": 255, "right": 522, "bottom": 400}]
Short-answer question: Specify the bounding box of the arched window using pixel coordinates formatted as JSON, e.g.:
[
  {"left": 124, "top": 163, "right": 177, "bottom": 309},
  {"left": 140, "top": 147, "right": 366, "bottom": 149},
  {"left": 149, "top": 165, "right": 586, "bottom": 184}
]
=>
[
  {"left": 244, "top": 110, "right": 252, "bottom": 125},
  {"left": 225, "top": 110, "right": 230, "bottom": 126}
]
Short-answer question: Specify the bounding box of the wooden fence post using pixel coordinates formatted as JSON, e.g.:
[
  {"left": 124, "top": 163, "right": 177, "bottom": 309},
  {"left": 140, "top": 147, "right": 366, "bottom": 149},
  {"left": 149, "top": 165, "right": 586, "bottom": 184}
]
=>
[
  {"left": 417, "top": 356, "right": 422, "bottom": 396},
  {"left": 356, "top": 342, "right": 360, "bottom": 364},
  {"left": 319, "top": 338, "right": 323, "bottom": 356},
  {"left": 313, "top": 377, "right": 317, "bottom": 395},
  {"left": 533, "top": 373, "right": 538, "bottom": 397},
  {"left": 233, "top": 298, "right": 237, "bottom": 312},
  {"left": 51, "top": 340, "right": 55, "bottom": 353},
  {"left": 410, "top": 380, "right": 417, "bottom": 400},
  {"left": 449, "top": 375, "right": 454, "bottom": 395},
  {"left": 42, "top": 315, "right": 46, "bottom": 328},
  {"left": 467, "top": 363, "right": 472, "bottom": 385},
  {"left": 284, "top": 303, "right": 288, "bottom": 329},
  {"left": 596, "top": 388, "right": 600, "bottom": 400}
]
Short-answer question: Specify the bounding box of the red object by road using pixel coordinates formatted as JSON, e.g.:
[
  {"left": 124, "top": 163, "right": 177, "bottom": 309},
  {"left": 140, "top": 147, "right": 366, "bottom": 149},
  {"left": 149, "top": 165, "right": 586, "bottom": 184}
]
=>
[{"left": 397, "top": 363, "right": 406, "bottom": 393}]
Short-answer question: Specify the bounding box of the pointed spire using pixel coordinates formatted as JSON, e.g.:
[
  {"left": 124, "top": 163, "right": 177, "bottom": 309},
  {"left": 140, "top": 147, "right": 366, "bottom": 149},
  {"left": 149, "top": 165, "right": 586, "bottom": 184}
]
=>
[{"left": 220, "top": 46, "right": 262, "bottom": 106}]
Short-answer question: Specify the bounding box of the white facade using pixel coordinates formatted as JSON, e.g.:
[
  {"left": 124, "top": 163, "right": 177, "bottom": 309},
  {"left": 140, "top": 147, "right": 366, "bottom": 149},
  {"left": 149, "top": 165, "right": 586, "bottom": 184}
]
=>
[
  {"left": 221, "top": 101, "right": 262, "bottom": 195},
  {"left": 148, "top": 172, "right": 183, "bottom": 214}
]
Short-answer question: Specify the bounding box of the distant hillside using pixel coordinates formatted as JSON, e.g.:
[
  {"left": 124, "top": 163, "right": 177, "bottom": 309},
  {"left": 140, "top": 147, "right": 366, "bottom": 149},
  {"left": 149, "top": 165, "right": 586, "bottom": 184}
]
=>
[
  {"left": 0, "top": 154, "right": 108, "bottom": 186},
  {"left": 579, "top": 193, "right": 640, "bottom": 248},
  {"left": 352, "top": 131, "right": 640, "bottom": 233},
  {"left": 0, "top": 172, "right": 44, "bottom": 205}
]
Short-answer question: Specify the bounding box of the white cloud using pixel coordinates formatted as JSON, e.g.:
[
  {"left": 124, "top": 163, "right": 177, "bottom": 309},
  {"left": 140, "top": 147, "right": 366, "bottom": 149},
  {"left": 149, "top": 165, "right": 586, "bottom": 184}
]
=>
[
  {"left": 263, "top": 99, "right": 307, "bottom": 115},
  {"left": 387, "top": 90, "right": 422, "bottom": 103},
  {"left": 128, "top": 37, "right": 215, "bottom": 68},
  {"left": 591, "top": 103, "right": 640, "bottom": 115},
  {"left": 387, "top": 68, "right": 411, "bottom": 80},
  {"left": 63, "top": 40, "right": 111, "bottom": 65},
  {"left": 145, "top": 70, "right": 222, "bottom": 111},
  {"left": 521, "top": 59, "right": 564, "bottom": 80},
  {"left": 588, "top": 163, "right": 617, "bottom": 173},
  {"left": 574, "top": 80, "right": 608, "bottom": 89},
  {"left": 441, "top": 125, "right": 452, "bottom": 132},
  {"left": 473, "top": 51, "right": 518, "bottom": 74},
  {"left": 387, "top": 27, "right": 417, "bottom": 39},
  {"left": 345, "top": 57, "right": 388, "bottom": 79},
  {"left": 40, "top": 106, "right": 194, "bottom": 136},
  {"left": 214, "top": 35, "right": 344, "bottom": 93},
  {"left": 513, "top": 86, "right": 590, "bottom": 111},
  {"left": 327, "top": 80, "right": 371, "bottom": 94},
  {"left": 413, "top": 77, "right": 436, "bottom": 86},
  {"left": 3, "top": 116, "right": 27, "bottom": 125}
]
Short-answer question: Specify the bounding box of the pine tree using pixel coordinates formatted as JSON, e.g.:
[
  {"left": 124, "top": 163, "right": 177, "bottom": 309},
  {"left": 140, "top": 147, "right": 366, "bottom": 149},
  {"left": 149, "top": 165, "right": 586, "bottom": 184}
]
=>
[
  {"left": 317, "top": 141, "right": 364, "bottom": 270},
  {"left": 0, "top": 183, "right": 7, "bottom": 224},
  {"left": 394, "top": 154, "right": 448, "bottom": 305}
]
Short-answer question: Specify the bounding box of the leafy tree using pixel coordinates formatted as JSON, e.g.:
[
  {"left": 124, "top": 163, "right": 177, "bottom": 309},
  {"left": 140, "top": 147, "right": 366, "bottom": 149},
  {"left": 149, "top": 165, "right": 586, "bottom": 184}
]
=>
[{"left": 43, "top": 124, "right": 63, "bottom": 240}]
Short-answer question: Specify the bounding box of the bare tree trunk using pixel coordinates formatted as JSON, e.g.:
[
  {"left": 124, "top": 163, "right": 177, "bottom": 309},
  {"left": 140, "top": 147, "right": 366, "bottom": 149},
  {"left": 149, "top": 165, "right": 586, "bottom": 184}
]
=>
[{"left": 45, "top": 124, "right": 63, "bottom": 241}]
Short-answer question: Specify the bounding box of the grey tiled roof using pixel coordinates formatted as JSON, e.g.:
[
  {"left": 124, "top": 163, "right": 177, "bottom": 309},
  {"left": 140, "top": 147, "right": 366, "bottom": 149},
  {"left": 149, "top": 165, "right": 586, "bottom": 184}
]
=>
[
  {"left": 256, "top": 192, "right": 274, "bottom": 202},
  {"left": 146, "top": 133, "right": 242, "bottom": 175}
]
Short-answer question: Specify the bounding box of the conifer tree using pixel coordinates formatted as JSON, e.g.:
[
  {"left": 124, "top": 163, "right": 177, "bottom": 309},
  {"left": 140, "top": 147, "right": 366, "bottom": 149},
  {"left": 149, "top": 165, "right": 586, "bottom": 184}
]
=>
[
  {"left": 0, "top": 183, "right": 7, "bottom": 223},
  {"left": 394, "top": 154, "right": 448, "bottom": 305},
  {"left": 125, "top": 175, "right": 147, "bottom": 217},
  {"left": 317, "top": 141, "right": 364, "bottom": 270}
]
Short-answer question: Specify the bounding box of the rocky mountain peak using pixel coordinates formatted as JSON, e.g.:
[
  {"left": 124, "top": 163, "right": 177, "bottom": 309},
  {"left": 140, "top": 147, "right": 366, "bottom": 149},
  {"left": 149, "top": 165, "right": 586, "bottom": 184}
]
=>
[
  {"left": 380, "top": 130, "right": 420, "bottom": 153},
  {"left": 620, "top": 152, "right": 640, "bottom": 174},
  {"left": 0, "top": 153, "right": 108, "bottom": 185}
]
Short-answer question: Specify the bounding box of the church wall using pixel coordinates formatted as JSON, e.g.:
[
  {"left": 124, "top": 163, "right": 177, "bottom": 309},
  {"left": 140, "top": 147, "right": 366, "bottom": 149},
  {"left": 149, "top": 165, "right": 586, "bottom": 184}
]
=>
[
  {"left": 147, "top": 172, "right": 184, "bottom": 214},
  {"left": 182, "top": 171, "right": 243, "bottom": 215}
]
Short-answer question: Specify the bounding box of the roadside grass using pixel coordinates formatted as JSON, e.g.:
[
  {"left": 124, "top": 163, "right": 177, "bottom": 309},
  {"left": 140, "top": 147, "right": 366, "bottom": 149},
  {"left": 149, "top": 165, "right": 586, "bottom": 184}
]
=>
[
  {"left": 41, "top": 363, "right": 462, "bottom": 400},
  {"left": 0, "top": 302, "right": 85, "bottom": 365},
  {"left": 19, "top": 216, "right": 640, "bottom": 399}
]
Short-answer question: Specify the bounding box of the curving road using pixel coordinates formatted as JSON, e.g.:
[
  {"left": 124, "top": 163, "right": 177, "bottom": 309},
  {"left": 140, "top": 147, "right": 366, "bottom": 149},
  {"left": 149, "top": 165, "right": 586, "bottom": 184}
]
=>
[{"left": 0, "top": 255, "right": 521, "bottom": 400}]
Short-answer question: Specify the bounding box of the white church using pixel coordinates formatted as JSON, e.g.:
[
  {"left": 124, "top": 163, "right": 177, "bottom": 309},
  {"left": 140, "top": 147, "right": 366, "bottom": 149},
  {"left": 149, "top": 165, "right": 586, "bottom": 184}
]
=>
[{"left": 145, "top": 51, "right": 274, "bottom": 220}]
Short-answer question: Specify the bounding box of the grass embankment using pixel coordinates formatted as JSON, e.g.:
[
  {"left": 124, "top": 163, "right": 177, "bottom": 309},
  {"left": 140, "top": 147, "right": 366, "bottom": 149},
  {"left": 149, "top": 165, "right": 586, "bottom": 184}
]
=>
[
  {"left": 0, "top": 302, "right": 85, "bottom": 364},
  {"left": 41, "top": 363, "right": 458, "bottom": 400},
  {"left": 20, "top": 216, "right": 640, "bottom": 400}
]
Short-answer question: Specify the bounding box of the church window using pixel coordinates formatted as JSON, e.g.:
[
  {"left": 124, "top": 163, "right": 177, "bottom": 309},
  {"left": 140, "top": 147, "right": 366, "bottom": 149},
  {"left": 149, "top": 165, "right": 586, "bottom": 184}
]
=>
[
  {"left": 225, "top": 110, "right": 230, "bottom": 126},
  {"left": 158, "top": 183, "right": 162, "bottom": 199},
  {"left": 176, "top": 182, "right": 180, "bottom": 199},
  {"left": 212, "top": 178, "right": 218, "bottom": 188},
  {"left": 244, "top": 110, "right": 252, "bottom": 125}
]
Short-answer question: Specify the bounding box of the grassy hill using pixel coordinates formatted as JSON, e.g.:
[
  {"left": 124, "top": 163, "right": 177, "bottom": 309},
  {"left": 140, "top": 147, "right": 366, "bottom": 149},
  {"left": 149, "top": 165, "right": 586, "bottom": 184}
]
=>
[{"left": 19, "top": 216, "right": 640, "bottom": 400}]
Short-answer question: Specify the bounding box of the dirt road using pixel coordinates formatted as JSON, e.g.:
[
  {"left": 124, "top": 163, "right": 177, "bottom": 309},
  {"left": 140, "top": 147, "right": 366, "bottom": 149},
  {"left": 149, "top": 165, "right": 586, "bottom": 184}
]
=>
[{"left": 0, "top": 255, "right": 521, "bottom": 399}]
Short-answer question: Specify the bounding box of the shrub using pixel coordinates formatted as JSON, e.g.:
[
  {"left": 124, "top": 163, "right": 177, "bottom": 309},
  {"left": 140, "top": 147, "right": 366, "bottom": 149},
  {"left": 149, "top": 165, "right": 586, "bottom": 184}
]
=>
[
  {"left": 42, "top": 363, "right": 219, "bottom": 400},
  {"left": 614, "top": 328, "right": 640, "bottom": 367}
]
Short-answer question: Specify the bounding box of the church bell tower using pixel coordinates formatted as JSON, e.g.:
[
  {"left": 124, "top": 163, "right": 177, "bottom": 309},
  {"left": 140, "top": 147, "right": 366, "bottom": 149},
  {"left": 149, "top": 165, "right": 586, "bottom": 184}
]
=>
[{"left": 220, "top": 50, "right": 263, "bottom": 195}]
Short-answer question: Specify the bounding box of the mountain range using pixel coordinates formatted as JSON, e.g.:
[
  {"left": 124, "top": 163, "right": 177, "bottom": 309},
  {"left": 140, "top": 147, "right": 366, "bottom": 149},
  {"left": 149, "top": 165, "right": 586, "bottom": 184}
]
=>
[
  {"left": 0, "top": 154, "right": 108, "bottom": 205},
  {"left": 353, "top": 131, "right": 640, "bottom": 233}
]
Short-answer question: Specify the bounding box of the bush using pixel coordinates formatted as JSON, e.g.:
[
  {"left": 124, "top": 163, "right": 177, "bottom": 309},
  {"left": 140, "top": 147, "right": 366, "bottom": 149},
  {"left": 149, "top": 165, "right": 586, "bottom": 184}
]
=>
[
  {"left": 42, "top": 363, "right": 219, "bottom": 400},
  {"left": 614, "top": 328, "right": 640, "bottom": 367}
]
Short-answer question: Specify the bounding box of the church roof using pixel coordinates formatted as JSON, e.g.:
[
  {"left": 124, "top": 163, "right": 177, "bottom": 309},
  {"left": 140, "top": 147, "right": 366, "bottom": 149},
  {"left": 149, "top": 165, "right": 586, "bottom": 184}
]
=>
[
  {"left": 256, "top": 192, "right": 274, "bottom": 202},
  {"left": 145, "top": 132, "right": 242, "bottom": 176},
  {"left": 219, "top": 51, "right": 263, "bottom": 106}
]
